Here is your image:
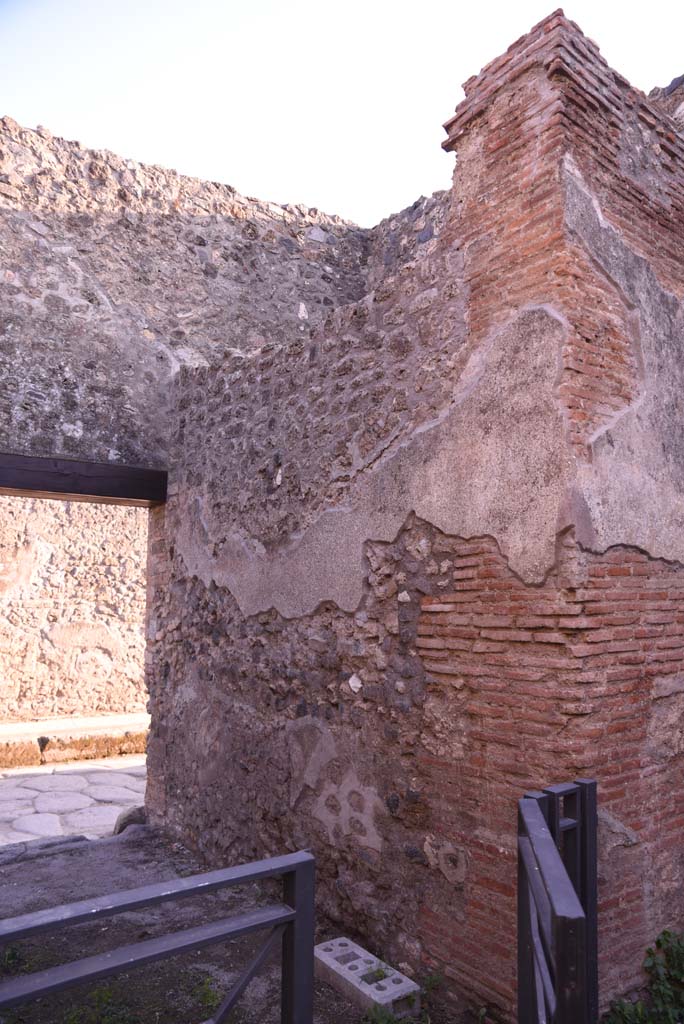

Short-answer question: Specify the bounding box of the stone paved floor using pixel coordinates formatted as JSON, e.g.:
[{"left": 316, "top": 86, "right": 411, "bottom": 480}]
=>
[{"left": 0, "top": 753, "right": 146, "bottom": 846}]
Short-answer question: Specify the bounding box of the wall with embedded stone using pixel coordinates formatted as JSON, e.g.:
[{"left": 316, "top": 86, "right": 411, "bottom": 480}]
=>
[
  {"left": 145, "top": 10, "right": 684, "bottom": 1021},
  {"left": 650, "top": 75, "right": 684, "bottom": 128},
  {"left": 0, "top": 114, "right": 371, "bottom": 723},
  {"left": 4, "top": 8, "right": 684, "bottom": 1021},
  {"left": 0, "top": 496, "right": 147, "bottom": 721},
  {"left": 0, "top": 115, "right": 370, "bottom": 466}
]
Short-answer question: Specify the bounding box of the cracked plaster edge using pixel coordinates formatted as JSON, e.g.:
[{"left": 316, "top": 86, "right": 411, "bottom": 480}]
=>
[
  {"left": 561, "top": 154, "right": 684, "bottom": 568},
  {"left": 168, "top": 162, "right": 684, "bottom": 622},
  {"left": 172, "top": 305, "right": 575, "bottom": 618}
]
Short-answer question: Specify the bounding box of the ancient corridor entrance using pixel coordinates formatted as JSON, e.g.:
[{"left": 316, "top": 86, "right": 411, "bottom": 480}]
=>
[{"left": 0, "top": 452, "right": 166, "bottom": 778}]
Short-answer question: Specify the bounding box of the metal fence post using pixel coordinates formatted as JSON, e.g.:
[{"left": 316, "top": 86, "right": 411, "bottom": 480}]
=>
[
  {"left": 281, "top": 854, "right": 315, "bottom": 1024},
  {"left": 518, "top": 782, "right": 597, "bottom": 1024},
  {"left": 555, "top": 910, "right": 587, "bottom": 1024},
  {"left": 518, "top": 802, "right": 536, "bottom": 1023},
  {"left": 524, "top": 789, "right": 551, "bottom": 824},
  {"left": 575, "top": 779, "right": 598, "bottom": 1024}
]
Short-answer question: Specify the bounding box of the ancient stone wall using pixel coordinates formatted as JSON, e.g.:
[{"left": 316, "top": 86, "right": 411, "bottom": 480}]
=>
[
  {"left": 0, "top": 496, "right": 147, "bottom": 720},
  {"left": 0, "top": 116, "right": 369, "bottom": 466},
  {"left": 0, "top": 117, "right": 370, "bottom": 723},
  {"left": 4, "top": 9, "right": 684, "bottom": 1020},
  {"left": 650, "top": 77, "right": 684, "bottom": 131},
  {"left": 146, "top": 11, "right": 684, "bottom": 1020}
]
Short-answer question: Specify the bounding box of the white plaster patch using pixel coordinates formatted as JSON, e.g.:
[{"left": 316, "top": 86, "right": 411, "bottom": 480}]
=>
[
  {"left": 313, "top": 769, "right": 384, "bottom": 852},
  {"left": 61, "top": 421, "right": 84, "bottom": 439}
]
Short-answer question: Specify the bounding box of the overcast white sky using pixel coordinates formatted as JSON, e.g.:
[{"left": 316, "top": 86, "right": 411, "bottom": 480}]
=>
[{"left": 1, "top": 0, "right": 681, "bottom": 226}]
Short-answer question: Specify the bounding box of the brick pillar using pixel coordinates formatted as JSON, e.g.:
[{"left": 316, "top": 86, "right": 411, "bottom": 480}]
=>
[{"left": 438, "top": 9, "right": 684, "bottom": 1014}]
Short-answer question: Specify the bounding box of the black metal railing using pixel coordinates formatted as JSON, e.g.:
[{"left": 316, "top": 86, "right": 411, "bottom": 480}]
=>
[
  {"left": 0, "top": 849, "right": 315, "bottom": 1024},
  {"left": 518, "top": 779, "right": 598, "bottom": 1024}
]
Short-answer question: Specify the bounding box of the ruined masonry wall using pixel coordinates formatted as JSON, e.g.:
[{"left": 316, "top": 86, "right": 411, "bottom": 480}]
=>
[
  {"left": 650, "top": 78, "right": 684, "bottom": 128},
  {"left": 148, "top": 513, "right": 684, "bottom": 1012},
  {"left": 0, "top": 115, "right": 384, "bottom": 723},
  {"left": 148, "top": 10, "right": 684, "bottom": 1020},
  {"left": 0, "top": 115, "right": 370, "bottom": 467},
  {"left": 4, "top": 8, "right": 684, "bottom": 1020},
  {"left": 0, "top": 496, "right": 147, "bottom": 721},
  {"left": 0, "top": 116, "right": 437, "bottom": 719}
]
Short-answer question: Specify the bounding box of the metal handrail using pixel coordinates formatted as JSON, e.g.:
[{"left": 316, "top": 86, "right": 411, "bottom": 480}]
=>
[
  {"left": 518, "top": 779, "right": 598, "bottom": 1024},
  {"left": 0, "top": 849, "right": 315, "bottom": 1024}
]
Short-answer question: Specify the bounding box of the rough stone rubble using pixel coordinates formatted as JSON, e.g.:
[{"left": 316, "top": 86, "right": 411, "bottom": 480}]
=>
[{"left": 1, "top": 10, "right": 684, "bottom": 1021}]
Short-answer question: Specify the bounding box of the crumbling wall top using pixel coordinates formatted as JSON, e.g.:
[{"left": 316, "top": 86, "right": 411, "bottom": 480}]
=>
[
  {"left": 0, "top": 116, "right": 373, "bottom": 466},
  {"left": 443, "top": 9, "right": 683, "bottom": 155},
  {"left": 650, "top": 75, "right": 684, "bottom": 128}
]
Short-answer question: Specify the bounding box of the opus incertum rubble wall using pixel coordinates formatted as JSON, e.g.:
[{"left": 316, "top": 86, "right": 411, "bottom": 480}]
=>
[
  {"left": 0, "top": 115, "right": 369, "bottom": 466},
  {"left": 0, "top": 112, "right": 370, "bottom": 722},
  {"left": 4, "top": 8, "right": 684, "bottom": 1019},
  {"left": 0, "top": 496, "right": 147, "bottom": 721},
  {"left": 145, "top": 11, "right": 684, "bottom": 1018}
]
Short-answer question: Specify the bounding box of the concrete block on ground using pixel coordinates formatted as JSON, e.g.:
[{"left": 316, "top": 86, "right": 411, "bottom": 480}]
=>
[{"left": 315, "top": 937, "right": 420, "bottom": 1019}]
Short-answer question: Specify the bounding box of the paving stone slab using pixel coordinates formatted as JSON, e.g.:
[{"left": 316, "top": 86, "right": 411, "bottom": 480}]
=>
[
  {"left": 0, "top": 800, "right": 36, "bottom": 821},
  {"left": 0, "top": 829, "right": 42, "bottom": 845},
  {"left": 62, "top": 804, "right": 121, "bottom": 835},
  {"left": 34, "top": 792, "right": 94, "bottom": 814},
  {"left": 17, "top": 774, "right": 89, "bottom": 792},
  {"left": 12, "top": 812, "right": 64, "bottom": 837},
  {"left": 89, "top": 784, "right": 142, "bottom": 803},
  {"left": 84, "top": 772, "right": 143, "bottom": 790},
  {"left": 0, "top": 786, "right": 38, "bottom": 803},
  {"left": 0, "top": 756, "right": 147, "bottom": 848}
]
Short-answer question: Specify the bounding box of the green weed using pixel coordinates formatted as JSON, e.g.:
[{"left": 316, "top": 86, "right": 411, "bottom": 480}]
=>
[
  {"left": 63, "top": 984, "right": 140, "bottom": 1024},
  {"left": 193, "top": 975, "right": 221, "bottom": 1013},
  {"left": 604, "top": 930, "right": 684, "bottom": 1024}
]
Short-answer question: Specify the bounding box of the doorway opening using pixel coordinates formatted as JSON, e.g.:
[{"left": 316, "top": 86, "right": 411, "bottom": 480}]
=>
[{"left": 0, "top": 453, "right": 166, "bottom": 841}]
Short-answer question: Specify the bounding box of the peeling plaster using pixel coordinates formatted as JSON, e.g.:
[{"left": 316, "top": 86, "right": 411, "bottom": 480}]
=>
[
  {"left": 176, "top": 307, "right": 573, "bottom": 617},
  {"left": 563, "top": 162, "right": 684, "bottom": 564},
  {"left": 173, "top": 166, "right": 684, "bottom": 619}
]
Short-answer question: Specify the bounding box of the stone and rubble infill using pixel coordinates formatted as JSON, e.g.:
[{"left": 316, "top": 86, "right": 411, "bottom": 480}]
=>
[
  {"left": 0, "top": 753, "right": 146, "bottom": 845},
  {"left": 0, "top": 498, "right": 149, "bottom": 728},
  {"left": 0, "top": 825, "right": 365, "bottom": 1024}
]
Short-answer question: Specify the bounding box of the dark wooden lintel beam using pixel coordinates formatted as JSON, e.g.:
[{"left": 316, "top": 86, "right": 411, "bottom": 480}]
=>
[{"left": 0, "top": 453, "right": 167, "bottom": 507}]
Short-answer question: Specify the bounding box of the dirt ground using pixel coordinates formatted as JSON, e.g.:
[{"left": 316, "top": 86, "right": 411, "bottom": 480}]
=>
[
  {"left": 0, "top": 826, "right": 368, "bottom": 1024},
  {"left": 0, "top": 827, "right": 465, "bottom": 1024}
]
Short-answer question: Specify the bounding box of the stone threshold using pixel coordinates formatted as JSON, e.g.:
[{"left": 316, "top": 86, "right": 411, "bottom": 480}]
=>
[{"left": 0, "top": 713, "right": 149, "bottom": 769}]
